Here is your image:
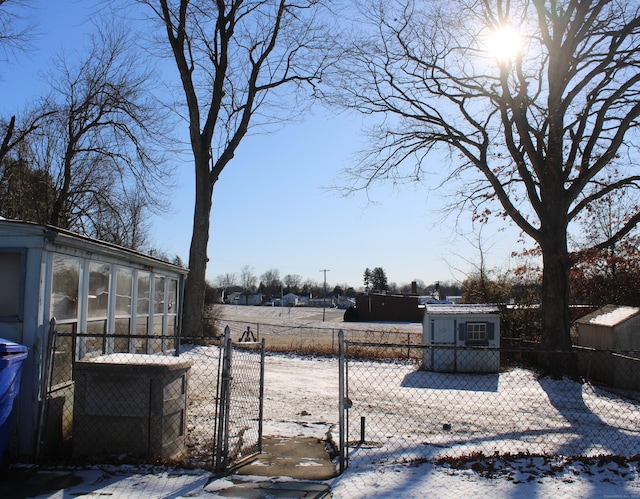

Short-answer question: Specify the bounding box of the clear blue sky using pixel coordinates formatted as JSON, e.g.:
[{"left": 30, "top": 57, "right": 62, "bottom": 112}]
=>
[{"left": 0, "top": 0, "right": 525, "bottom": 290}]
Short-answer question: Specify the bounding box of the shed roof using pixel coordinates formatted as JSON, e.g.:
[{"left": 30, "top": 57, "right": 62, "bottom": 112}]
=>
[
  {"left": 425, "top": 304, "right": 499, "bottom": 315},
  {"left": 575, "top": 304, "right": 640, "bottom": 327},
  {"left": 0, "top": 219, "right": 188, "bottom": 275}
]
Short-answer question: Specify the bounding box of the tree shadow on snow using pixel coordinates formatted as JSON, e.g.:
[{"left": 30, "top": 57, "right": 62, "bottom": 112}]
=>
[
  {"left": 400, "top": 370, "right": 500, "bottom": 392},
  {"left": 538, "top": 375, "right": 640, "bottom": 456}
]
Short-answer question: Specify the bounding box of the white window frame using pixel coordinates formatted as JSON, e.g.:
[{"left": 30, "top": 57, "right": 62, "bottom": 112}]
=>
[{"left": 467, "top": 322, "right": 487, "bottom": 342}]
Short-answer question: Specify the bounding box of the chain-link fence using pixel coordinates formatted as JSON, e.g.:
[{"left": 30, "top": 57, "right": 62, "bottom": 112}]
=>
[
  {"left": 37, "top": 316, "right": 640, "bottom": 475},
  {"left": 38, "top": 323, "right": 264, "bottom": 472},
  {"left": 221, "top": 318, "right": 422, "bottom": 357},
  {"left": 340, "top": 339, "right": 640, "bottom": 470}
]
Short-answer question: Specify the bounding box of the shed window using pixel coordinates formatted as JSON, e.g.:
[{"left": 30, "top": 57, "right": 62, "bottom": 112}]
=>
[
  {"left": 467, "top": 323, "right": 487, "bottom": 342},
  {"left": 152, "top": 276, "right": 166, "bottom": 353},
  {"left": 167, "top": 278, "right": 178, "bottom": 335},
  {"left": 85, "top": 262, "right": 111, "bottom": 357},
  {"left": 51, "top": 255, "right": 80, "bottom": 321},
  {"left": 114, "top": 267, "right": 133, "bottom": 352},
  {"left": 0, "top": 251, "right": 23, "bottom": 320},
  {"left": 135, "top": 271, "right": 151, "bottom": 353}
]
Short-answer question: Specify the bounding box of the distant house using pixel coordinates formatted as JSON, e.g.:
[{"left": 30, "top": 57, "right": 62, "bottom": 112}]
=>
[
  {"left": 282, "top": 293, "right": 299, "bottom": 306},
  {"left": 336, "top": 296, "right": 356, "bottom": 309},
  {"left": 422, "top": 304, "right": 501, "bottom": 373},
  {"left": 226, "top": 292, "right": 263, "bottom": 306},
  {"left": 574, "top": 305, "right": 640, "bottom": 391},
  {"left": 307, "top": 297, "right": 333, "bottom": 308}
]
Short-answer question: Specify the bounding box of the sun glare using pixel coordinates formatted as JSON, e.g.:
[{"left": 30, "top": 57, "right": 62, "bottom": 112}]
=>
[{"left": 486, "top": 25, "right": 522, "bottom": 63}]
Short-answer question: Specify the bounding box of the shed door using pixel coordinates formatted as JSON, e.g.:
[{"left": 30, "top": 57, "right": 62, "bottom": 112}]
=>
[
  {"left": 432, "top": 319, "right": 455, "bottom": 344},
  {"left": 431, "top": 319, "right": 455, "bottom": 372}
]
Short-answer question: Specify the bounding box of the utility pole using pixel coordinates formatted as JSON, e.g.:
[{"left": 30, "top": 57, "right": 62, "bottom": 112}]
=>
[{"left": 319, "top": 269, "right": 330, "bottom": 321}]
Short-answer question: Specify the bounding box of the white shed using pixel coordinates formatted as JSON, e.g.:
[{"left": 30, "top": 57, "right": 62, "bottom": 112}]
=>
[
  {"left": 575, "top": 305, "right": 640, "bottom": 351},
  {"left": 0, "top": 219, "right": 188, "bottom": 461},
  {"left": 574, "top": 305, "right": 640, "bottom": 392},
  {"left": 422, "top": 304, "right": 501, "bottom": 373}
]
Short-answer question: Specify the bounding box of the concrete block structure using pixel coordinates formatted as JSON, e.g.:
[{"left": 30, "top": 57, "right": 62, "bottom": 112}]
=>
[{"left": 73, "top": 354, "right": 192, "bottom": 460}]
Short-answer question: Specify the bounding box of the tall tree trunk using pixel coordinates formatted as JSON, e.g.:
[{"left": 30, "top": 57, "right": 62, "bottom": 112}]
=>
[
  {"left": 182, "top": 151, "right": 213, "bottom": 339},
  {"left": 539, "top": 222, "right": 575, "bottom": 377}
]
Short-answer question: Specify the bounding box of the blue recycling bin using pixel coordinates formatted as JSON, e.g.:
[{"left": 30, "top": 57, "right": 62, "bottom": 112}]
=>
[{"left": 0, "top": 339, "right": 28, "bottom": 461}]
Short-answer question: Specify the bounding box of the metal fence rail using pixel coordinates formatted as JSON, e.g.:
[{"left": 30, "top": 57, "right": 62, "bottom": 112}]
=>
[{"left": 339, "top": 336, "right": 640, "bottom": 470}]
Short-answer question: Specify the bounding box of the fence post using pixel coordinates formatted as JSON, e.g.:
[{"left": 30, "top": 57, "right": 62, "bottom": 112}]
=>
[
  {"left": 215, "top": 326, "right": 233, "bottom": 472},
  {"left": 258, "top": 338, "right": 266, "bottom": 453},
  {"left": 338, "top": 329, "right": 346, "bottom": 472},
  {"left": 332, "top": 329, "right": 335, "bottom": 355}
]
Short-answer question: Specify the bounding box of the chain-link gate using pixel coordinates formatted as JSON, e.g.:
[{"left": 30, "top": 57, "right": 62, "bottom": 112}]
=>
[
  {"left": 36, "top": 321, "right": 265, "bottom": 473},
  {"left": 214, "top": 325, "right": 265, "bottom": 472}
]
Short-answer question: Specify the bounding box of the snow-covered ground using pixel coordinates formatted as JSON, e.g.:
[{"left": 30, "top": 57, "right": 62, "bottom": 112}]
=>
[{"left": 29, "top": 351, "right": 640, "bottom": 498}]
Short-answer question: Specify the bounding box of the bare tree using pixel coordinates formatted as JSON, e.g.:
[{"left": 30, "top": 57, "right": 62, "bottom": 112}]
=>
[
  {"left": 260, "top": 268, "right": 282, "bottom": 299},
  {"left": 0, "top": 1, "right": 42, "bottom": 168},
  {"left": 139, "top": 0, "right": 335, "bottom": 337},
  {"left": 240, "top": 265, "right": 257, "bottom": 293},
  {"left": 335, "top": 0, "right": 640, "bottom": 373},
  {"left": 0, "top": 144, "right": 55, "bottom": 223},
  {"left": 25, "top": 24, "right": 170, "bottom": 249},
  {"left": 215, "top": 273, "right": 238, "bottom": 289},
  {"left": 283, "top": 273, "right": 302, "bottom": 292},
  {"left": 91, "top": 190, "right": 152, "bottom": 250},
  {"left": 0, "top": 0, "right": 34, "bottom": 64}
]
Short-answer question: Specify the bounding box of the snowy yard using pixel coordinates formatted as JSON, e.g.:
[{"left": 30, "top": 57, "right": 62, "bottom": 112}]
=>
[
  {"left": 209, "top": 351, "right": 640, "bottom": 498},
  {"left": 30, "top": 351, "right": 640, "bottom": 498},
  {"left": 23, "top": 302, "right": 640, "bottom": 497},
  {"left": 182, "top": 345, "right": 640, "bottom": 463}
]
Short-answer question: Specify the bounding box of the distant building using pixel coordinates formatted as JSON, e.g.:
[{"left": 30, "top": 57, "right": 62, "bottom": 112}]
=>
[
  {"left": 422, "top": 304, "right": 501, "bottom": 373},
  {"left": 355, "top": 293, "right": 422, "bottom": 322},
  {"left": 282, "top": 293, "right": 299, "bottom": 306},
  {"left": 225, "top": 292, "right": 263, "bottom": 306}
]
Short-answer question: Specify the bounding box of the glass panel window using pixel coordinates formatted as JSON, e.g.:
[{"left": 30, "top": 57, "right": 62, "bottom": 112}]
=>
[
  {"left": 84, "top": 320, "right": 106, "bottom": 357},
  {"left": 152, "top": 276, "right": 166, "bottom": 354},
  {"left": 136, "top": 271, "right": 150, "bottom": 335},
  {"left": 466, "top": 323, "right": 487, "bottom": 343},
  {"left": 51, "top": 255, "right": 80, "bottom": 321},
  {"left": 115, "top": 267, "right": 133, "bottom": 317},
  {"left": 167, "top": 279, "right": 178, "bottom": 335},
  {"left": 153, "top": 275, "right": 166, "bottom": 336},
  {"left": 154, "top": 276, "right": 165, "bottom": 315},
  {"left": 51, "top": 323, "right": 75, "bottom": 386},
  {"left": 88, "top": 262, "right": 110, "bottom": 319},
  {"left": 135, "top": 271, "right": 150, "bottom": 353},
  {"left": 0, "top": 252, "right": 22, "bottom": 318}
]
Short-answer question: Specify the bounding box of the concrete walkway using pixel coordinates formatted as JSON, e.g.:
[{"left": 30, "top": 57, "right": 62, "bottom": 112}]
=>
[
  {"left": 214, "top": 436, "right": 334, "bottom": 497},
  {"left": 0, "top": 436, "right": 335, "bottom": 498},
  {"left": 236, "top": 436, "right": 336, "bottom": 480}
]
